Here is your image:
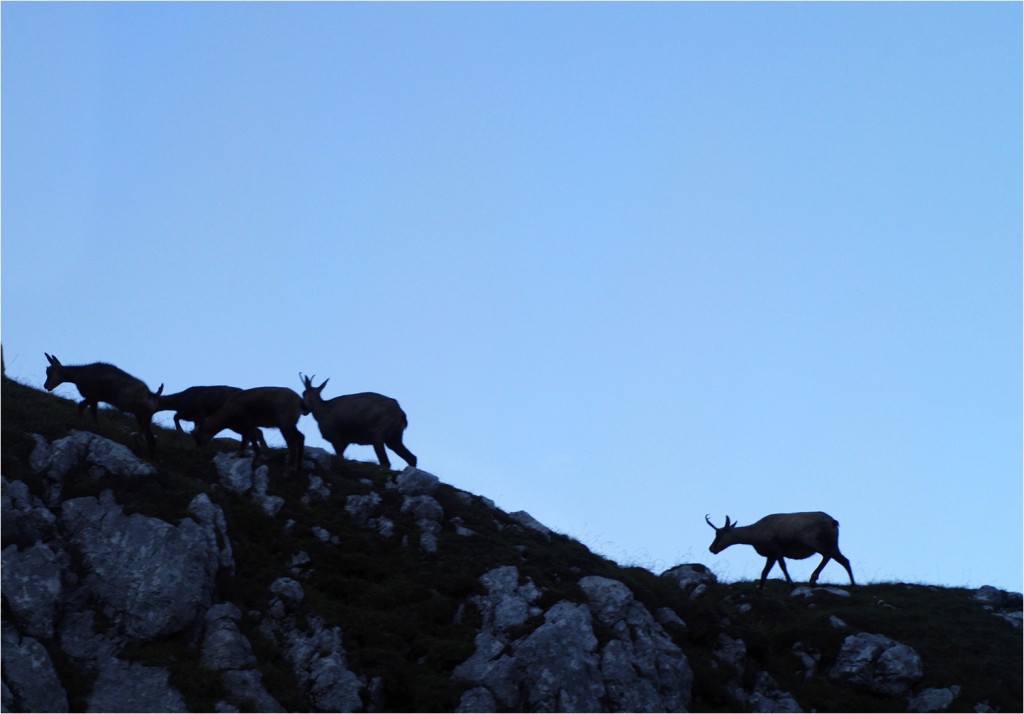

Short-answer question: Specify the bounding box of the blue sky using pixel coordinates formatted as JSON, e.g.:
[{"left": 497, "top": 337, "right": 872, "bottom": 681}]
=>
[{"left": 3, "top": 2, "right": 1020, "bottom": 591}]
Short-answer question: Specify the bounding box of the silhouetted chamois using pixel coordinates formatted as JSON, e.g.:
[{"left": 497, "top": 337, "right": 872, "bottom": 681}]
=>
[
  {"left": 193, "top": 387, "right": 306, "bottom": 472},
  {"left": 300, "top": 374, "right": 417, "bottom": 469},
  {"left": 157, "top": 385, "right": 267, "bottom": 450},
  {"left": 705, "top": 512, "right": 855, "bottom": 589},
  {"left": 43, "top": 353, "right": 163, "bottom": 457}
]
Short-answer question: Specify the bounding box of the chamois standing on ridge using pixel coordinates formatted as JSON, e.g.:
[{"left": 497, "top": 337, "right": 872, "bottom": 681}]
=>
[
  {"left": 193, "top": 387, "right": 306, "bottom": 472},
  {"left": 705, "top": 511, "right": 855, "bottom": 589},
  {"left": 300, "top": 374, "right": 417, "bottom": 470},
  {"left": 43, "top": 353, "right": 163, "bottom": 457},
  {"left": 156, "top": 385, "right": 267, "bottom": 451}
]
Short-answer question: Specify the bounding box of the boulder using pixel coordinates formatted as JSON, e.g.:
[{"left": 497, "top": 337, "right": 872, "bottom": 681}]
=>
[
  {"left": 503, "top": 601, "right": 605, "bottom": 712},
  {"left": 477, "top": 565, "right": 542, "bottom": 630},
  {"left": 302, "top": 447, "right": 334, "bottom": 472},
  {"left": 394, "top": 467, "right": 440, "bottom": 496},
  {"left": 213, "top": 453, "right": 255, "bottom": 494},
  {"left": 508, "top": 510, "right": 552, "bottom": 536},
  {"left": 454, "top": 568, "right": 598, "bottom": 711},
  {"left": 201, "top": 603, "right": 257, "bottom": 671},
  {"left": 30, "top": 430, "right": 156, "bottom": 481},
  {"left": 253, "top": 465, "right": 285, "bottom": 516},
  {"left": 1, "top": 478, "right": 58, "bottom": 547},
  {"left": 579, "top": 575, "right": 634, "bottom": 626},
  {"left": 188, "top": 493, "right": 235, "bottom": 573},
  {"left": 662, "top": 564, "right": 717, "bottom": 595},
  {"left": 908, "top": 685, "right": 961, "bottom": 713},
  {"left": 1, "top": 622, "right": 68, "bottom": 713},
  {"left": 201, "top": 603, "right": 283, "bottom": 712},
  {"left": 401, "top": 495, "right": 445, "bottom": 554},
  {"left": 60, "top": 490, "right": 221, "bottom": 640},
  {"left": 345, "top": 492, "right": 382, "bottom": 526},
  {"left": 791, "top": 586, "right": 851, "bottom": 599},
  {"left": 87, "top": 657, "right": 187, "bottom": 712},
  {"left": 2, "top": 542, "right": 64, "bottom": 639},
  {"left": 829, "top": 632, "right": 924, "bottom": 696}
]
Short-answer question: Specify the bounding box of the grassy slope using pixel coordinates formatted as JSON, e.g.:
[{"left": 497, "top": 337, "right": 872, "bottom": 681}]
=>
[{"left": 2, "top": 376, "right": 1020, "bottom": 713}]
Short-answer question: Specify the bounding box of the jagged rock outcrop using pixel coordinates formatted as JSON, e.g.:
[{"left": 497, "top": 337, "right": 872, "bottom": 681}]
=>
[
  {"left": 3, "top": 432, "right": 230, "bottom": 711},
  {"left": 260, "top": 577, "right": 364, "bottom": 712},
  {"left": 2, "top": 415, "right": 1020, "bottom": 714},
  {"left": 213, "top": 453, "right": 286, "bottom": 516},
  {"left": 712, "top": 632, "right": 803, "bottom": 712},
  {"left": 454, "top": 567, "right": 693, "bottom": 712},
  {"left": 2, "top": 541, "right": 64, "bottom": 639},
  {"left": 973, "top": 585, "right": 1023, "bottom": 628},
  {"left": 29, "top": 430, "right": 156, "bottom": 504},
  {"left": 2, "top": 477, "right": 58, "bottom": 546},
  {"left": 61, "top": 489, "right": 222, "bottom": 640},
  {"left": 2, "top": 622, "right": 68, "bottom": 713},
  {"left": 202, "top": 603, "right": 283, "bottom": 712}
]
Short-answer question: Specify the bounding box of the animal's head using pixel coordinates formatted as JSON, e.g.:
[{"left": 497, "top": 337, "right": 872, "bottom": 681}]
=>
[
  {"left": 43, "top": 353, "right": 64, "bottom": 391},
  {"left": 705, "top": 514, "right": 738, "bottom": 554},
  {"left": 299, "top": 373, "right": 327, "bottom": 414}
]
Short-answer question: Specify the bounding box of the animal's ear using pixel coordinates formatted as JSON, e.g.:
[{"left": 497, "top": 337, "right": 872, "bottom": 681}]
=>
[
  {"left": 154, "top": 384, "right": 164, "bottom": 397},
  {"left": 317, "top": 378, "right": 329, "bottom": 391},
  {"left": 45, "top": 353, "right": 59, "bottom": 366},
  {"left": 724, "top": 516, "right": 734, "bottom": 529}
]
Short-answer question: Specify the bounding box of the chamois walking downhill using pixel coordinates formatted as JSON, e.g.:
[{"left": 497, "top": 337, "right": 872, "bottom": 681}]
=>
[{"left": 43, "top": 353, "right": 163, "bottom": 457}]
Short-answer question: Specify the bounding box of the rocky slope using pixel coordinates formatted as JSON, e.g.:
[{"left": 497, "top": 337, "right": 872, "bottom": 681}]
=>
[{"left": 2, "top": 377, "right": 1021, "bottom": 712}]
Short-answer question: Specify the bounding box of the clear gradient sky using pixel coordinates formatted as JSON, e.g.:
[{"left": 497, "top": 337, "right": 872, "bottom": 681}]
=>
[{"left": 3, "top": 2, "right": 1020, "bottom": 591}]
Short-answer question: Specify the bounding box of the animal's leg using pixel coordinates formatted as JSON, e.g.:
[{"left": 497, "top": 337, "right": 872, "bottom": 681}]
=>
[
  {"left": 386, "top": 438, "right": 417, "bottom": 468},
  {"left": 255, "top": 428, "right": 268, "bottom": 451},
  {"left": 833, "top": 551, "right": 855, "bottom": 585},
  {"left": 282, "top": 427, "right": 304, "bottom": 473},
  {"left": 248, "top": 428, "right": 264, "bottom": 457},
  {"left": 330, "top": 440, "right": 350, "bottom": 459},
  {"left": 758, "top": 558, "right": 777, "bottom": 589},
  {"left": 372, "top": 442, "right": 392, "bottom": 469},
  {"left": 777, "top": 557, "right": 794, "bottom": 584},
  {"left": 174, "top": 415, "right": 185, "bottom": 432},
  {"left": 137, "top": 415, "right": 157, "bottom": 458}
]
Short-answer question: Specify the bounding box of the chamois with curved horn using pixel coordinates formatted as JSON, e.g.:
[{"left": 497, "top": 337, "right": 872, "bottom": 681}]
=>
[
  {"left": 156, "top": 385, "right": 267, "bottom": 450},
  {"left": 193, "top": 387, "right": 306, "bottom": 471},
  {"left": 705, "top": 511, "right": 855, "bottom": 589},
  {"left": 300, "top": 373, "right": 417, "bottom": 469},
  {"left": 43, "top": 353, "right": 163, "bottom": 457}
]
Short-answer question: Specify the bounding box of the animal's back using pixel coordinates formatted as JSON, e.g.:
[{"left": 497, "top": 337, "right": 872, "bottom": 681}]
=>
[
  {"left": 231, "top": 387, "right": 301, "bottom": 425},
  {"left": 77, "top": 363, "right": 150, "bottom": 406},
  {"left": 322, "top": 392, "right": 407, "bottom": 441},
  {"left": 187, "top": 386, "right": 241, "bottom": 411},
  {"left": 756, "top": 511, "right": 838, "bottom": 539}
]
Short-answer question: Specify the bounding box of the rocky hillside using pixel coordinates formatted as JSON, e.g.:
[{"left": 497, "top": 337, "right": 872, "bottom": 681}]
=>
[{"left": 2, "top": 376, "right": 1021, "bottom": 713}]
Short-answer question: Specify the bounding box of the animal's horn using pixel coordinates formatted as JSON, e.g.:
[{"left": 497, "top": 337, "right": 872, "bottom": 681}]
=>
[{"left": 705, "top": 514, "right": 719, "bottom": 531}]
